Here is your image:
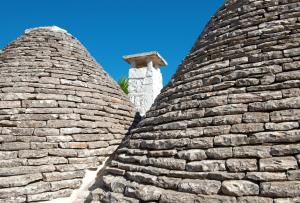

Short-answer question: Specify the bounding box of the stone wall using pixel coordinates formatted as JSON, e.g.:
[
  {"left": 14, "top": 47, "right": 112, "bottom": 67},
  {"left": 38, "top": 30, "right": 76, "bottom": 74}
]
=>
[
  {"left": 0, "top": 26, "right": 135, "bottom": 202},
  {"left": 89, "top": 0, "right": 300, "bottom": 202}
]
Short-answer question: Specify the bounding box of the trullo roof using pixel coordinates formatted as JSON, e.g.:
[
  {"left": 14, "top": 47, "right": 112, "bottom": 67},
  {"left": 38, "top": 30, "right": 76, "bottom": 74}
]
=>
[
  {"left": 89, "top": 0, "right": 300, "bottom": 202},
  {"left": 0, "top": 26, "right": 135, "bottom": 202}
]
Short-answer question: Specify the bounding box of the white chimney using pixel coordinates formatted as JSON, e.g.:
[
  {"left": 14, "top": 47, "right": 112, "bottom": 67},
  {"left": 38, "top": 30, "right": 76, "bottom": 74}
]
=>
[{"left": 123, "top": 51, "right": 167, "bottom": 116}]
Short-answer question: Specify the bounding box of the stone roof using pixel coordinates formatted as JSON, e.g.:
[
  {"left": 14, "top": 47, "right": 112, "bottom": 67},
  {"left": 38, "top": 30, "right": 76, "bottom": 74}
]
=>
[
  {"left": 0, "top": 26, "right": 135, "bottom": 202},
  {"left": 89, "top": 0, "right": 300, "bottom": 202}
]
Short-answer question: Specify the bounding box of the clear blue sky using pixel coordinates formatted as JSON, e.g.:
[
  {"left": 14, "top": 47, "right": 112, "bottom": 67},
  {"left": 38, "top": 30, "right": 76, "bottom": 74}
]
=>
[{"left": 1, "top": 0, "right": 224, "bottom": 84}]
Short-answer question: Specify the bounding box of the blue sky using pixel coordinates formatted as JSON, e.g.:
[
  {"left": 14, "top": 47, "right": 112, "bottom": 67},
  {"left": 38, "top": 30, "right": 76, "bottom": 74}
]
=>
[{"left": 1, "top": 0, "right": 224, "bottom": 85}]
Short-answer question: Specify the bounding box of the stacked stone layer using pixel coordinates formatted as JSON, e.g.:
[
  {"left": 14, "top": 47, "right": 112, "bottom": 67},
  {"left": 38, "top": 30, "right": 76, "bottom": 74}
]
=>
[
  {"left": 0, "top": 27, "right": 135, "bottom": 202},
  {"left": 91, "top": 0, "right": 300, "bottom": 202}
]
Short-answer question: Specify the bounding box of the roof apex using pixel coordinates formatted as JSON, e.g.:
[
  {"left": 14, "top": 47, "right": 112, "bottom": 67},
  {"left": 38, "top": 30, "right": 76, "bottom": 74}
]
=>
[{"left": 24, "top": 26, "right": 68, "bottom": 34}]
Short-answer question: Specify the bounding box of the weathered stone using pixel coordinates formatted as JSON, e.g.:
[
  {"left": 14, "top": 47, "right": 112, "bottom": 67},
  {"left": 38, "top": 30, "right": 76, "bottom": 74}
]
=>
[
  {"left": 231, "top": 123, "right": 264, "bottom": 133},
  {"left": 249, "top": 97, "right": 300, "bottom": 112},
  {"left": 221, "top": 180, "right": 259, "bottom": 196},
  {"left": 0, "top": 151, "right": 18, "bottom": 160},
  {"left": 271, "top": 144, "right": 300, "bottom": 156},
  {"left": 103, "top": 175, "right": 127, "bottom": 193},
  {"left": 188, "top": 137, "right": 213, "bottom": 149},
  {"left": 236, "top": 78, "right": 260, "bottom": 87},
  {"left": 0, "top": 142, "right": 30, "bottom": 151},
  {"left": 0, "top": 173, "right": 43, "bottom": 188},
  {"left": 246, "top": 172, "right": 287, "bottom": 181},
  {"left": 265, "top": 122, "right": 299, "bottom": 131},
  {"left": 242, "top": 112, "right": 269, "bottom": 123},
  {"left": 203, "top": 125, "right": 231, "bottom": 136},
  {"left": 178, "top": 179, "right": 221, "bottom": 195},
  {"left": 205, "top": 104, "right": 248, "bottom": 116},
  {"left": 18, "top": 150, "right": 48, "bottom": 158},
  {"left": 249, "top": 130, "right": 300, "bottom": 144},
  {"left": 274, "top": 197, "right": 300, "bottom": 203},
  {"left": 0, "top": 181, "right": 51, "bottom": 199},
  {"left": 148, "top": 149, "right": 176, "bottom": 157},
  {"left": 43, "top": 171, "right": 85, "bottom": 181},
  {"left": 237, "top": 196, "right": 273, "bottom": 203},
  {"left": 233, "top": 146, "right": 271, "bottom": 158},
  {"left": 260, "top": 157, "right": 298, "bottom": 172},
  {"left": 50, "top": 179, "right": 81, "bottom": 191},
  {"left": 27, "top": 188, "right": 73, "bottom": 202},
  {"left": 186, "top": 160, "right": 226, "bottom": 172},
  {"left": 212, "top": 115, "right": 242, "bottom": 125},
  {"left": 146, "top": 158, "right": 186, "bottom": 170},
  {"left": 206, "top": 147, "right": 232, "bottom": 159},
  {"left": 34, "top": 128, "right": 60, "bottom": 136},
  {"left": 0, "top": 101, "right": 21, "bottom": 109},
  {"left": 22, "top": 100, "right": 58, "bottom": 108},
  {"left": 160, "top": 190, "right": 198, "bottom": 203},
  {"left": 177, "top": 149, "right": 207, "bottom": 161},
  {"left": 270, "top": 109, "right": 300, "bottom": 122},
  {"left": 261, "top": 181, "right": 300, "bottom": 197},
  {"left": 214, "top": 134, "right": 248, "bottom": 146},
  {"left": 287, "top": 170, "right": 300, "bottom": 181},
  {"left": 28, "top": 157, "right": 68, "bottom": 166},
  {"left": 132, "top": 185, "right": 163, "bottom": 201},
  {"left": 0, "top": 26, "right": 135, "bottom": 202},
  {"left": 226, "top": 159, "right": 257, "bottom": 172},
  {"left": 48, "top": 149, "right": 77, "bottom": 157}
]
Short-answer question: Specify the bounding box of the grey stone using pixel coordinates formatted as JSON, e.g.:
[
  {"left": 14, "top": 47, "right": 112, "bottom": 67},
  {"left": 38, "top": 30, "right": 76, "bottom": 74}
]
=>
[
  {"left": 0, "top": 151, "right": 18, "bottom": 160},
  {"left": 43, "top": 171, "right": 85, "bottom": 181},
  {"left": 261, "top": 181, "right": 300, "bottom": 197},
  {"left": 260, "top": 157, "right": 298, "bottom": 172},
  {"left": 206, "top": 147, "right": 233, "bottom": 159},
  {"left": 27, "top": 188, "right": 73, "bottom": 202},
  {"left": 237, "top": 196, "right": 273, "bottom": 203},
  {"left": 178, "top": 179, "right": 221, "bottom": 195},
  {"left": 246, "top": 172, "right": 287, "bottom": 181},
  {"left": 146, "top": 158, "right": 186, "bottom": 170},
  {"left": 18, "top": 150, "right": 48, "bottom": 158},
  {"left": 287, "top": 170, "right": 300, "bottom": 181},
  {"left": 242, "top": 112, "right": 269, "bottom": 123},
  {"left": 214, "top": 134, "right": 248, "bottom": 146},
  {"left": 177, "top": 149, "right": 207, "bottom": 161},
  {"left": 249, "top": 130, "right": 300, "bottom": 144},
  {"left": 50, "top": 179, "right": 81, "bottom": 191},
  {"left": 188, "top": 137, "right": 213, "bottom": 149},
  {"left": 226, "top": 159, "right": 257, "bottom": 172},
  {"left": 0, "top": 165, "right": 55, "bottom": 176},
  {"left": 265, "top": 122, "right": 299, "bottom": 131},
  {"left": 231, "top": 123, "right": 264, "bottom": 133},
  {"left": 221, "top": 180, "right": 259, "bottom": 196},
  {"left": 233, "top": 146, "right": 271, "bottom": 158},
  {"left": 28, "top": 157, "right": 68, "bottom": 166},
  {"left": 186, "top": 160, "right": 226, "bottom": 172},
  {"left": 271, "top": 144, "right": 300, "bottom": 156},
  {"left": 270, "top": 109, "right": 300, "bottom": 122},
  {"left": 0, "top": 173, "right": 43, "bottom": 188}
]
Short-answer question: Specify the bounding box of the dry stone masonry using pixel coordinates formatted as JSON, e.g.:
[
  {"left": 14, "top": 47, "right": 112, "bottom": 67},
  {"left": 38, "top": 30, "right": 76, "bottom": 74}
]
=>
[
  {"left": 0, "top": 26, "right": 135, "bottom": 202},
  {"left": 89, "top": 0, "right": 300, "bottom": 202}
]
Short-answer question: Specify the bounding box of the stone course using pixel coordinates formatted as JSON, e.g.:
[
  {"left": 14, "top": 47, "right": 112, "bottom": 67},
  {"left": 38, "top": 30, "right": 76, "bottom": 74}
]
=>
[
  {"left": 88, "top": 0, "right": 300, "bottom": 202},
  {"left": 0, "top": 26, "right": 135, "bottom": 202}
]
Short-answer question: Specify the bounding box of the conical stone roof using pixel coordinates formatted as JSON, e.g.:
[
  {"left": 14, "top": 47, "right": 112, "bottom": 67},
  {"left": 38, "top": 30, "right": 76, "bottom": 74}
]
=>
[
  {"left": 0, "top": 26, "right": 135, "bottom": 202},
  {"left": 90, "top": 0, "right": 300, "bottom": 202}
]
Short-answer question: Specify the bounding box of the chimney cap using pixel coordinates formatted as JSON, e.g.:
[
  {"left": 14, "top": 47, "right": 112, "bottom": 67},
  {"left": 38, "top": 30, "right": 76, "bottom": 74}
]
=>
[{"left": 123, "top": 51, "right": 168, "bottom": 67}]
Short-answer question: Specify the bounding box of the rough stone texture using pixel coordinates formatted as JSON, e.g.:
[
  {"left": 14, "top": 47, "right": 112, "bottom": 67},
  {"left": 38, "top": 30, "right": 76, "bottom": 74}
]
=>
[
  {"left": 127, "top": 56, "right": 164, "bottom": 116},
  {"left": 0, "top": 26, "right": 135, "bottom": 202},
  {"left": 87, "top": 0, "right": 300, "bottom": 202}
]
